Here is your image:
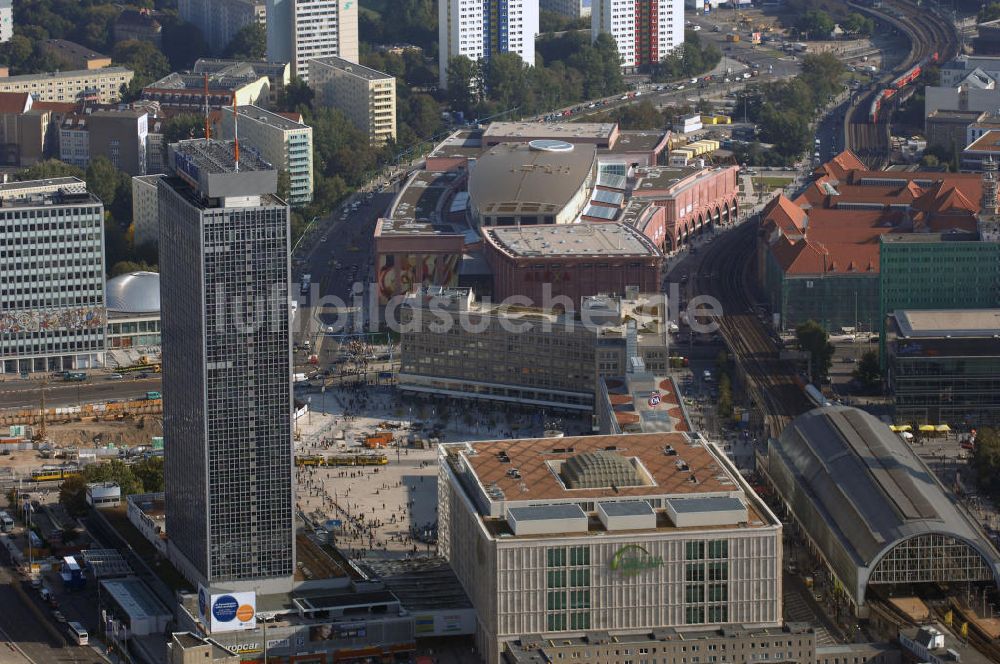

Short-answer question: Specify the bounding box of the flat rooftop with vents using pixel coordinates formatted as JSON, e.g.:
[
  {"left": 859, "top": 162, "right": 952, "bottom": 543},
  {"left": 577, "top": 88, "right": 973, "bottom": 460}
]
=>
[
  {"left": 440, "top": 432, "right": 777, "bottom": 539},
  {"left": 485, "top": 222, "right": 660, "bottom": 259},
  {"left": 482, "top": 121, "right": 620, "bottom": 149}
]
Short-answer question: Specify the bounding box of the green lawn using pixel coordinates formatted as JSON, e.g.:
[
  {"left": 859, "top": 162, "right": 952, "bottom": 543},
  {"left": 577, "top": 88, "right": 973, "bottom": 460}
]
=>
[{"left": 756, "top": 176, "right": 794, "bottom": 189}]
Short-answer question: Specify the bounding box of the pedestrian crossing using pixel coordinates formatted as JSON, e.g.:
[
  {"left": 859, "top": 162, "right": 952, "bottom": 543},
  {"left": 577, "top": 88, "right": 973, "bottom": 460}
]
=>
[{"left": 784, "top": 589, "right": 838, "bottom": 646}]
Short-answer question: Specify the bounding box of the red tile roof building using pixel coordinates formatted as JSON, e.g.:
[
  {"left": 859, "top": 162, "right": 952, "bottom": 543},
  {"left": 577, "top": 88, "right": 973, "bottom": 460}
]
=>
[{"left": 759, "top": 150, "right": 990, "bottom": 332}]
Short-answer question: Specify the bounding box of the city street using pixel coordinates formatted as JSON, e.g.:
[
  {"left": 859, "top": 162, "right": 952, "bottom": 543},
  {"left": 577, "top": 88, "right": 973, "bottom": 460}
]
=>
[
  {"left": 0, "top": 561, "right": 98, "bottom": 664},
  {"left": 0, "top": 377, "right": 161, "bottom": 411}
]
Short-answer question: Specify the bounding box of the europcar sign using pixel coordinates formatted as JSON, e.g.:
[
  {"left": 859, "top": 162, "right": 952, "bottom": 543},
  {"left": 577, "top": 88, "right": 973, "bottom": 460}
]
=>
[
  {"left": 609, "top": 545, "right": 663, "bottom": 577},
  {"left": 199, "top": 586, "right": 257, "bottom": 633}
]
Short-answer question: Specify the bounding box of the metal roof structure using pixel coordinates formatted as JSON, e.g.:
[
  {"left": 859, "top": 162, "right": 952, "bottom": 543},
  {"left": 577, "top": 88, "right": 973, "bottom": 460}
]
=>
[
  {"left": 561, "top": 451, "right": 643, "bottom": 489},
  {"left": 467, "top": 142, "right": 597, "bottom": 216},
  {"left": 508, "top": 504, "right": 587, "bottom": 521},
  {"left": 667, "top": 496, "right": 744, "bottom": 514},
  {"left": 106, "top": 271, "right": 160, "bottom": 314},
  {"left": 766, "top": 406, "right": 1000, "bottom": 607},
  {"left": 599, "top": 501, "right": 655, "bottom": 517},
  {"left": 80, "top": 549, "right": 132, "bottom": 578}
]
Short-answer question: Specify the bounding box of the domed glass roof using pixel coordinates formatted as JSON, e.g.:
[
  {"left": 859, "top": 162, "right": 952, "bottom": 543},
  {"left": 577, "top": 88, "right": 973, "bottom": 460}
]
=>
[{"left": 106, "top": 271, "right": 160, "bottom": 313}]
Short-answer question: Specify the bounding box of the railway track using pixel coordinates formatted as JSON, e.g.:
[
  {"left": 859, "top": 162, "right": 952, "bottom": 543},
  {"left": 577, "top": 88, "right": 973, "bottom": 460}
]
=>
[
  {"left": 693, "top": 222, "right": 811, "bottom": 438},
  {"left": 844, "top": 0, "right": 960, "bottom": 166}
]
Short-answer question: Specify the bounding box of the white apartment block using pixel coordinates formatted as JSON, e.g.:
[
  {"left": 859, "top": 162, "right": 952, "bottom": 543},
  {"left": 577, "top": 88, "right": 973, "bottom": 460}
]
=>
[
  {"left": 266, "top": 0, "right": 359, "bottom": 83},
  {"left": 438, "top": 433, "right": 783, "bottom": 664},
  {"left": 0, "top": 67, "right": 134, "bottom": 104},
  {"left": 220, "top": 105, "right": 313, "bottom": 205},
  {"left": 592, "top": 0, "right": 683, "bottom": 72},
  {"left": 0, "top": 0, "right": 13, "bottom": 44},
  {"left": 0, "top": 178, "right": 106, "bottom": 375},
  {"left": 131, "top": 174, "right": 164, "bottom": 248},
  {"left": 179, "top": 0, "right": 265, "bottom": 54},
  {"left": 438, "top": 0, "right": 539, "bottom": 90},
  {"left": 308, "top": 56, "right": 396, "bottom": 144},
  {"left": 540, "top": 0, "right": 591, "bottom": 19}
]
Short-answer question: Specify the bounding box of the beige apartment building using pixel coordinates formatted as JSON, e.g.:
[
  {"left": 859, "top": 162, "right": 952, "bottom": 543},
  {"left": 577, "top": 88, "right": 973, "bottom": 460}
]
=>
[
  {"left": 220, "top": 105, "right": 313, "bottom": 206},
  {"left": 308, "top": 56, "right": 395, "bottom": 144},
  {"left": 0, "top": 68, "right": 133, "bottom": 104}
]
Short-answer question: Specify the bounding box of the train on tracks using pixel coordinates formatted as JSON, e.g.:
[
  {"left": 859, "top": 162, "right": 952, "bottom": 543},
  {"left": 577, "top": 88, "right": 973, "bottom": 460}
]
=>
[
  {"left": 295, "top": 453, "right": 388, "bottom": 467},
  {"left": 29, "top": 466, "right": 81, "bottom": 482},
  {"left": 869, "top": 52, "right": 939, "bottom": 122}
]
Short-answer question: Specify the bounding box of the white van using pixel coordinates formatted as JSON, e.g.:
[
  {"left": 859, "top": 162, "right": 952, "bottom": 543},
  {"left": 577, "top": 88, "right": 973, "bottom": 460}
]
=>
[{"left": 67, "top": 621, "right": 88, "bottom": 645}]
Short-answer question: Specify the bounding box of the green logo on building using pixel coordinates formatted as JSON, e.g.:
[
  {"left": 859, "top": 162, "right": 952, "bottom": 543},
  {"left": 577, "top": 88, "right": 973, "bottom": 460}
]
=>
[{"left": 609, "top": 545, "right": 663, "bottom": 577}]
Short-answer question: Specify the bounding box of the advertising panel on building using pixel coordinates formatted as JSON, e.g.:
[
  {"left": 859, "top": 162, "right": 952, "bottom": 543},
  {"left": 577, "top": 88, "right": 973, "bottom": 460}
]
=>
[{"left": 199, "top": 586, "right": 257, "bottom": 633}]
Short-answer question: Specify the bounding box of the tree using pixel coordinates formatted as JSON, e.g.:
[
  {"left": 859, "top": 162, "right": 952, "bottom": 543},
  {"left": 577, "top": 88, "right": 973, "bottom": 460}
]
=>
[
  {"left": 403, "top": 93, "right": 442, "bottom": 139},
  {"left": 277, "top": 169, "right": 291, "bottom": 202},
  {"left": 971, "top": 429, "right": 1000, "bottom": 499},
  {"left": 277, "top": 77, "right": 314, "bottom": 112},
  {"left": 484, "top": 52, "right": 527, "bottom": 108},
  {"left": 59, "top": 475, "right": 89, "bottom": 516},
  {"left": 161, "top": 19, "right": 208, "bottom": 70},
  {"left": 163, "top": 114, "right": 205, "bottom": 143},
  {"left": 112, "top": 40, "right": 171, "bottom": 88},
  {"left": 85, "top": 156, "right": 121, "bottom": 209},
  {"left": 796, "top": 10, "right": 835, "bottom": 39},
  {"left": 110, "top": 260, "right": 157, "bottom": 277},
  {"left": 446, "top": 56, "right": 477, "bottom": 111},
  {"left": 920, "top": 153, "right": 940, "bottom": 168},
  {"left": 17, "top": 159, "right": 84, "bottom": 181},
  {"left": 980, "top": 2, "right": 1000, "bottom": 23},
  {"left": 717, "top": 373, "right": 734, "bottom": 420},
  {"left": 132, "top": 456, "right": 165, "bottom": 493},
  {"left": 852, "top": 350, "right": 882, "bottom": 392},
  {"left": 796, "top": 320, "right": 834, "bottom": 383},
  {"left": 841, "top": 12, "right": 875, "bottom": 36},
  {"left": 224, "top": 23, "right": 266, "bottom": 60}
]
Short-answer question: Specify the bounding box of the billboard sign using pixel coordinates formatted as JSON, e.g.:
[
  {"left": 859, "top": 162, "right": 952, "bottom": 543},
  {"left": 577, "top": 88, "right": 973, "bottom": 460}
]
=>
[{"left": 199, "top": 586, "right": 256, "bottom": 633}]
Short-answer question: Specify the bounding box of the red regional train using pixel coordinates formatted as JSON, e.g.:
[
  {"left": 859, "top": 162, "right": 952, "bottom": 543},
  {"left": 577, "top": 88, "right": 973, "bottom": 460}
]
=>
[{"left": 868, "top": 52, "right": 939, "bottom": 122}]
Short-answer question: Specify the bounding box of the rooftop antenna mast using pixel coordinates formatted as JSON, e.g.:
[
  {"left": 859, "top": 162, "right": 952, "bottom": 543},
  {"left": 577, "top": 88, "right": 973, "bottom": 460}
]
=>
[
  {"left": 232, "top": 96, "right": 240, "bottom": 172},
  {"left": 203, "top": 73, "right": 210, "bottom": 139}
]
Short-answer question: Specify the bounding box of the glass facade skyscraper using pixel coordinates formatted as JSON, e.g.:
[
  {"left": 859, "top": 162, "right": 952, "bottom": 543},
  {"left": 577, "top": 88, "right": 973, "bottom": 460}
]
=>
[{"left": 159, "top": 139, "right": 295, "bottom": 592}]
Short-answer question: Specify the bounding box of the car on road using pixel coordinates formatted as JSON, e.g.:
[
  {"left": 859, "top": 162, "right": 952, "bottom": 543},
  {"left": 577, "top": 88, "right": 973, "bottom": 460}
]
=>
[
  {"left": 712, "top": 25, "right": 721, "bottom": 31},
  {"left": 107, "top": 373, "right": 124, "bottom": 380},
  {"left": 692, "top": 24, "right": 701, "bottom": 30},
  {"left": 52, "top": 611, "right": 67, "bottom": 623}
]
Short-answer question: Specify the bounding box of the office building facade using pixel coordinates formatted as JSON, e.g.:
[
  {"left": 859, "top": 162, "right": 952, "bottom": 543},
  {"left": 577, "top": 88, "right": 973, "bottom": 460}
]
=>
[
  {"left": 439, "top": 433, "right": 783, "bottom": 664},
  {"left": 220, "top": 105, "right": 313, "bottom": 205},
  {"left": 308, "top": 56, "right": 396, "bottom": 144},
  {"left": 178, "top": 0, "right": 265, "bottom": 54},
  {"left": 592, "top": 0, "right": 683, "bottom": 72},
  {"left": 888, "top": 310, "right": 1000, "bottom": 426},
  {"left": 438, "top": 0, "right": 539, "bottom": 89},
  {"left": 159, "top": 139, "right": 295, "bottom": 593},
  {"left": 398, "top": 287, "right": 674, "bottom": 413},
  {"left": 0, "top": 178, "right": 106, "bottom": 375},
  {"left": 266, "top": 0, "right": 358, "bottom": 82}
]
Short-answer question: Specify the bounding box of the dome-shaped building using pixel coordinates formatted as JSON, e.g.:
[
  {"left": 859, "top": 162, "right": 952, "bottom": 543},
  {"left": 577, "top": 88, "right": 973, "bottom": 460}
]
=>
[{"left": 105, "top": 271, "right": 161, "bottom": 350}]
